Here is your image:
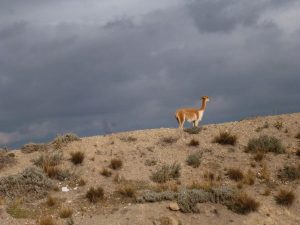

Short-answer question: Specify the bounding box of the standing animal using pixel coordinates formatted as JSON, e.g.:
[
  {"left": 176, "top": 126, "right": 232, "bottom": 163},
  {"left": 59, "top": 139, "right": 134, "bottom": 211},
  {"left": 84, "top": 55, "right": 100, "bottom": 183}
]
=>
[{"left": 175, "top": 96, "right": 210, "bottom": 128}]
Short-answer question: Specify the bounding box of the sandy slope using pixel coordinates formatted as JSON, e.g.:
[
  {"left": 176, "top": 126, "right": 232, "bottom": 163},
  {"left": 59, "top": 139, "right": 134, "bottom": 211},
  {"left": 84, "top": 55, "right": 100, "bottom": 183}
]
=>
[{"left": 0, "top": 112, "right": 300, "bottom": 225}]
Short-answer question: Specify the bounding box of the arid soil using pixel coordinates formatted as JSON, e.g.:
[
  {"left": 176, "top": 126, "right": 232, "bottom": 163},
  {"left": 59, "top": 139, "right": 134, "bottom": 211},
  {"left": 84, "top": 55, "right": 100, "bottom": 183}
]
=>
[{"left": 0, "top": 112, "right": 300, "bottom": 225}]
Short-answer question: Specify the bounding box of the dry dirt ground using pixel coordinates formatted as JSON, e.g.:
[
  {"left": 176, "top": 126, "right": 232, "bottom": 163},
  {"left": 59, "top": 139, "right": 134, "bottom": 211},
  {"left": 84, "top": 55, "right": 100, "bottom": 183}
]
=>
[{"left": 0, "top": 112, "right": 300, "bottom": 225}]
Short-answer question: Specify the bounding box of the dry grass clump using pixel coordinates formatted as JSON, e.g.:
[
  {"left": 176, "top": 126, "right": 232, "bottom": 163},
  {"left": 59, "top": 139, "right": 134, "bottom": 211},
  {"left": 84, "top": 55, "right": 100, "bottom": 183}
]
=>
[
  {"left": 86, "top": 187, "right": 104, "bottom": 203},
  {"left": 184, "top": 127, "right": 202, "bottom": 134},
  {"left": 100, "top": 168, "right": 112, "bottom": 177},
  {"left": 46, "top": 195, "right": 58, "bottom": 207},
  {"left": 38, "top": 216, "right": 57, "bottom": 225},
  {"left": 33, "top": 152, "right": 62, "bottom": 168},
  {"left": 110, "top": 158, "right": 123, "bottom": 170},
  {"left": 0, "top": 167, "right": 53, "bottom": 200},
  {"left": 253, "top": 152, "right": 264, "bottom": 162},
  {"left": 161, "top": 136, "right": 178, "bottom": 145},
  {"left": 70, "top": 151, "right": 85, "bottom": 165},
  {"left": 153, "top": 180, "right": 179, "bottom": 192},
  {"left": 213, "top": 131, "right": 237, "bottom": 145},
  {"left": 117, "top": 183, "right": 136, "bottom": 198},
  {"left": 78, "top": 178, "right": 86, "bottom": 186},
  {"left": 119, "top": 136, "right": 137, "bottom": 142},
  {"left": 296, "top": 149, "right": 300, "bottom": 158},
  {"left": 275, "top": 189, "right": 295, "bottom": 206},
  {"left": 151, "top": 163, "right": 181, "bottom": 183},
  {"left": 273, "top": 121, "right": 283, "bottom": 130},
  {"left": 145, "top": 158, "right": 157, "bottom": 166},
  {"left": 188, "top": 139, "right": 199, "bottom": 147},
  {"left": 243, "top": 170, "right": 255, "bottom": 185},
  {"left": 186, "top": 151, "right": 202, "bottom": 168},
  {"left": 0, "top": 152, "right": 16, "bottom": 170},
  {"left": 295, "top": 132, "right": 300, "bottom": 139},
  {"left": 246, "top": 135, "right": 285, "bottom": 154},
  {"left": 59, "top": 206, "right": 73, "bottom": 218},
  {"left": 227, "top": 168, "right": 244, "bottom": 181},
  {"left": 52, "top": 133, "right": 80, "bottom": 149},
  {"left": 21, "top": 143, "right": 48, "bottom": 153},
  {"left": 278, "top": 165, "right": 300, "bottom": 181},
  {"left": 228, "top": 193, "right": 259, "bottom": 214}
]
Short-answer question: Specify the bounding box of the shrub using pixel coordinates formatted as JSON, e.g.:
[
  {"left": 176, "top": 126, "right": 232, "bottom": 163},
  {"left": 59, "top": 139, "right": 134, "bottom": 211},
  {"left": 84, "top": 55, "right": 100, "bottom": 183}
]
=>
[
  {"left": 70, "top": 151, "right": 85, "bottom": 165},
  {"left": 227, "top": 168, "right": 244, "bottom": 181},
  {"left": 0, "top": 152, "right": 16, "bottom": 170},
  {"left": 100, "top": 168, "right": 112, "bottom": 177},
  {"left": 151, "top": 163, "right": 181, "bottom": 183},
  {"left": 59, "top": 206, "right": 73, "bottom": 218},
  {"left": 246, "top": 135, "right": 285, "bottom": 154},
  {"left": 0, "top": 167, "right": 53, "bottom": 200},
  {"left": 188, "top": 139, "right": 199, "bottom": 147},
  {"left": 213, "top": 131, "right": 237, "bottom": 145},
  {"left": 186, "top": 152, "right": 202, "bottom": 168},
  {"left": 43, "top": 164, "right": 71, "bottom": 181},
  {"left": 21, "top": 143, "right": 48, "bottom": 153},
  {"left": 184, "top": 127, "right": 202, "bottom": 134},
  {"left": 275, "top": 189, "right": 295, "bottom": 206},
  {"left": 52, "top": 133, "right": 80, "bottom": 149},
  {"left": 273, "top": 121, "right": 283, "bottom": 130},
  {"left": 86, "top": 187, "right": 104, "bottom": 203},
  {"left": 295, "top": 132, "right": 300, "bottom": 139},
  {"left": 278, "top": 165, "right": 300, "bottom": 181},
  {"left": 39, "top": 216, "right": 57, "bottom": 225},
  {"left": 228, "top": 193, "right": 259, "bottom": 214},
  {"left": 110, "top": 158, "right": 123, "bottom": 170}
]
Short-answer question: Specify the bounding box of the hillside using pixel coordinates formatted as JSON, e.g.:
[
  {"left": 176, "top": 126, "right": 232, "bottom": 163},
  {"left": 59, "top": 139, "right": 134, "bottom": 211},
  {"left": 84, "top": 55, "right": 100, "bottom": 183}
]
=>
[{"left": 0, "top": 113, "right": 300, "bottom": 225}]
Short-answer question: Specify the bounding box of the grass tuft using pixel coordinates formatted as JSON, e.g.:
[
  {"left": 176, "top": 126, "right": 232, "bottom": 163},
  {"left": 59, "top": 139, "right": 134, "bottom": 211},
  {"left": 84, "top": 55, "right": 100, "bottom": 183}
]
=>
[
  {"left": 213, "top": 131, "right": 237, "bottom": 145},
  {"left": 38, "top": 216, "right": 57, "bottom": 225},
  {"left": 161, "top": 137, "right": 178, "bottom": 144},
  {"left": 227, "top": 168, "right": 244, "bottom": 181},
  {"left": 59, "top": 206, "right": 73, "bottom": 218},
  {"left": 228, "top": 193, "right": 259, "bottom": 214},
  {"left": 275, "top": 189, "right": 295, "bottom": 206},
  {"left": 186, "top": 151, "right": 202, "bottom": 168},
  {"left": 100, "top": 168, "right": 113, "bottom": 177},
  {"left": 52, "top": 133, "right": 80, "bottom": 149},
  {"left": 21, "top": 143, "right": 48, "bottom": 153},
  {"left": 110, "top": 158, "right": 123, "bottom": 170},
  {"left": 273, "top": 121, "right": 283, "bottom": 130},
  {"left": 86, "top": 187, "right": 104, "bottom": 203},
  {"left": 70, "top": 151, "right": 85, "bottom": 165},
  {"left": 188, "top": 139, "right": 199, "bottom": 147},
  {"left": 278, "top": 165, "right": 300, "bottom": 181}
]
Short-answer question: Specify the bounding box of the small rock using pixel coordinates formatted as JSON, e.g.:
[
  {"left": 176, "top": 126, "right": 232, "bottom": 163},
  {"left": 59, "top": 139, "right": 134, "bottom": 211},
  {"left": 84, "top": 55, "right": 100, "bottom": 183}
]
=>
[
  {"left": 169, "top": 202, "right": 180, "bottom": 211},
  {"left": 62, "top": 186, "right": 70, "bottom": 192}
]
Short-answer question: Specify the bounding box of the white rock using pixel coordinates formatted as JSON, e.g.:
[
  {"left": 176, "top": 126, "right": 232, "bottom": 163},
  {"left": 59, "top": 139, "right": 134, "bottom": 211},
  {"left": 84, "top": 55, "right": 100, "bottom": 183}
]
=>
[
  {"left": 62, "top": 186, "right": 70, "bottom": 192},
  {"left": 168, "top": 202, "right": 180, "bottom": 211}
]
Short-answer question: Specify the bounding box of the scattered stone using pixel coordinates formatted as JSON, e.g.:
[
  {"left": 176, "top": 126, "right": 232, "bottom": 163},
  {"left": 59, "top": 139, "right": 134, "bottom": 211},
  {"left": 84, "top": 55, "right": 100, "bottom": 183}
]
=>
[
  {"left": 62, "top": 187, "right": 70, "bottom": 192},
  {"left": 169, "top": 202, "right": 180, "bottom": 211}
]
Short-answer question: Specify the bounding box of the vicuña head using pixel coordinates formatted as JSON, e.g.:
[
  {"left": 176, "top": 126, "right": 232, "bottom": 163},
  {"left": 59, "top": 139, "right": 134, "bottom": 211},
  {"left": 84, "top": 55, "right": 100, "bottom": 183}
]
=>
[{"left": 175, "top": 96, "right": 210, "bottom": 128}]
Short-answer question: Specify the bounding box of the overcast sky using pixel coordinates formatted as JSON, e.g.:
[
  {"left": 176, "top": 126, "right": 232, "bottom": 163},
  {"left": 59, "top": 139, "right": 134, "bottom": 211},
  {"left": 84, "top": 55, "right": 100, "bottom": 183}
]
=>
[{"left": 1, "top": 0, "right": 300, "bottom": 148}]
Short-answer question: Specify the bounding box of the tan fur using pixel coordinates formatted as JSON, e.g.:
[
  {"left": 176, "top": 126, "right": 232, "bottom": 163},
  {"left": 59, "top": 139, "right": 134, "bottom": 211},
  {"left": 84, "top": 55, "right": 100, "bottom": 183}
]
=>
[{"left": 175, "top": 96, "right": 210, "bottom": 128}]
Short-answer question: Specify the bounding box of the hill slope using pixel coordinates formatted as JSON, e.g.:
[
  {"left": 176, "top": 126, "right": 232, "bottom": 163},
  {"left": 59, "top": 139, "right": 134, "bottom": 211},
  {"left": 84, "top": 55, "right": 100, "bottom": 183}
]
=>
[{"left": 0, "top": 113, "right": 300, "bottom": 225}]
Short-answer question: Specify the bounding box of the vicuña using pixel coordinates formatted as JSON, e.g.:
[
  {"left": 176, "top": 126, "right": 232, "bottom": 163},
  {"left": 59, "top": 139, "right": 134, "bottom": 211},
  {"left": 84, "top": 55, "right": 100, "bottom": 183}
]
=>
[{"left": 175, "top": 96, "right": 210, "bottom": 128}]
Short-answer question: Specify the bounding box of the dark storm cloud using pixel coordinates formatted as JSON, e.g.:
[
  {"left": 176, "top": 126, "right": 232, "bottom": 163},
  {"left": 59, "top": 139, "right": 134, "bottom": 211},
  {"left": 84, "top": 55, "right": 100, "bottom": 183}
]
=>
[{"left": 0, "top": 0, "right": 300, "bottom": 146}]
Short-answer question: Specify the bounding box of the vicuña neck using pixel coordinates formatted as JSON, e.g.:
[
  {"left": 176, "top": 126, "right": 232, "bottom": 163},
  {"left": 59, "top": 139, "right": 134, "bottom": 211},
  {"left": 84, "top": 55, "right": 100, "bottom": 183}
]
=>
[{"left": 199, "top": 99, "right": 207, "bottom": 111}]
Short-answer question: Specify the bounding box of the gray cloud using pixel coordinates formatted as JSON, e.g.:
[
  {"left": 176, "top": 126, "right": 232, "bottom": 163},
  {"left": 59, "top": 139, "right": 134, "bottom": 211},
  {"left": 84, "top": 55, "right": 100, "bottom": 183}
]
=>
[{"left": 0, "top": 0, "right": 300, "bottom": 147}]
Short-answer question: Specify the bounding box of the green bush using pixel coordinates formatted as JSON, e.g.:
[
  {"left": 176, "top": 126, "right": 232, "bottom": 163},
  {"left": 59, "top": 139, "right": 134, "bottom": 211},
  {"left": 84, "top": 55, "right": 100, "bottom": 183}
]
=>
[
  {"left": 151, "top": 163, "right": 181, "bottom": 183},
  {"left": 246, "top": 135, "right": 285, "bottom": 154},
  {"left": 186, "top": 152, "right": 202, "bottom": 168}
]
